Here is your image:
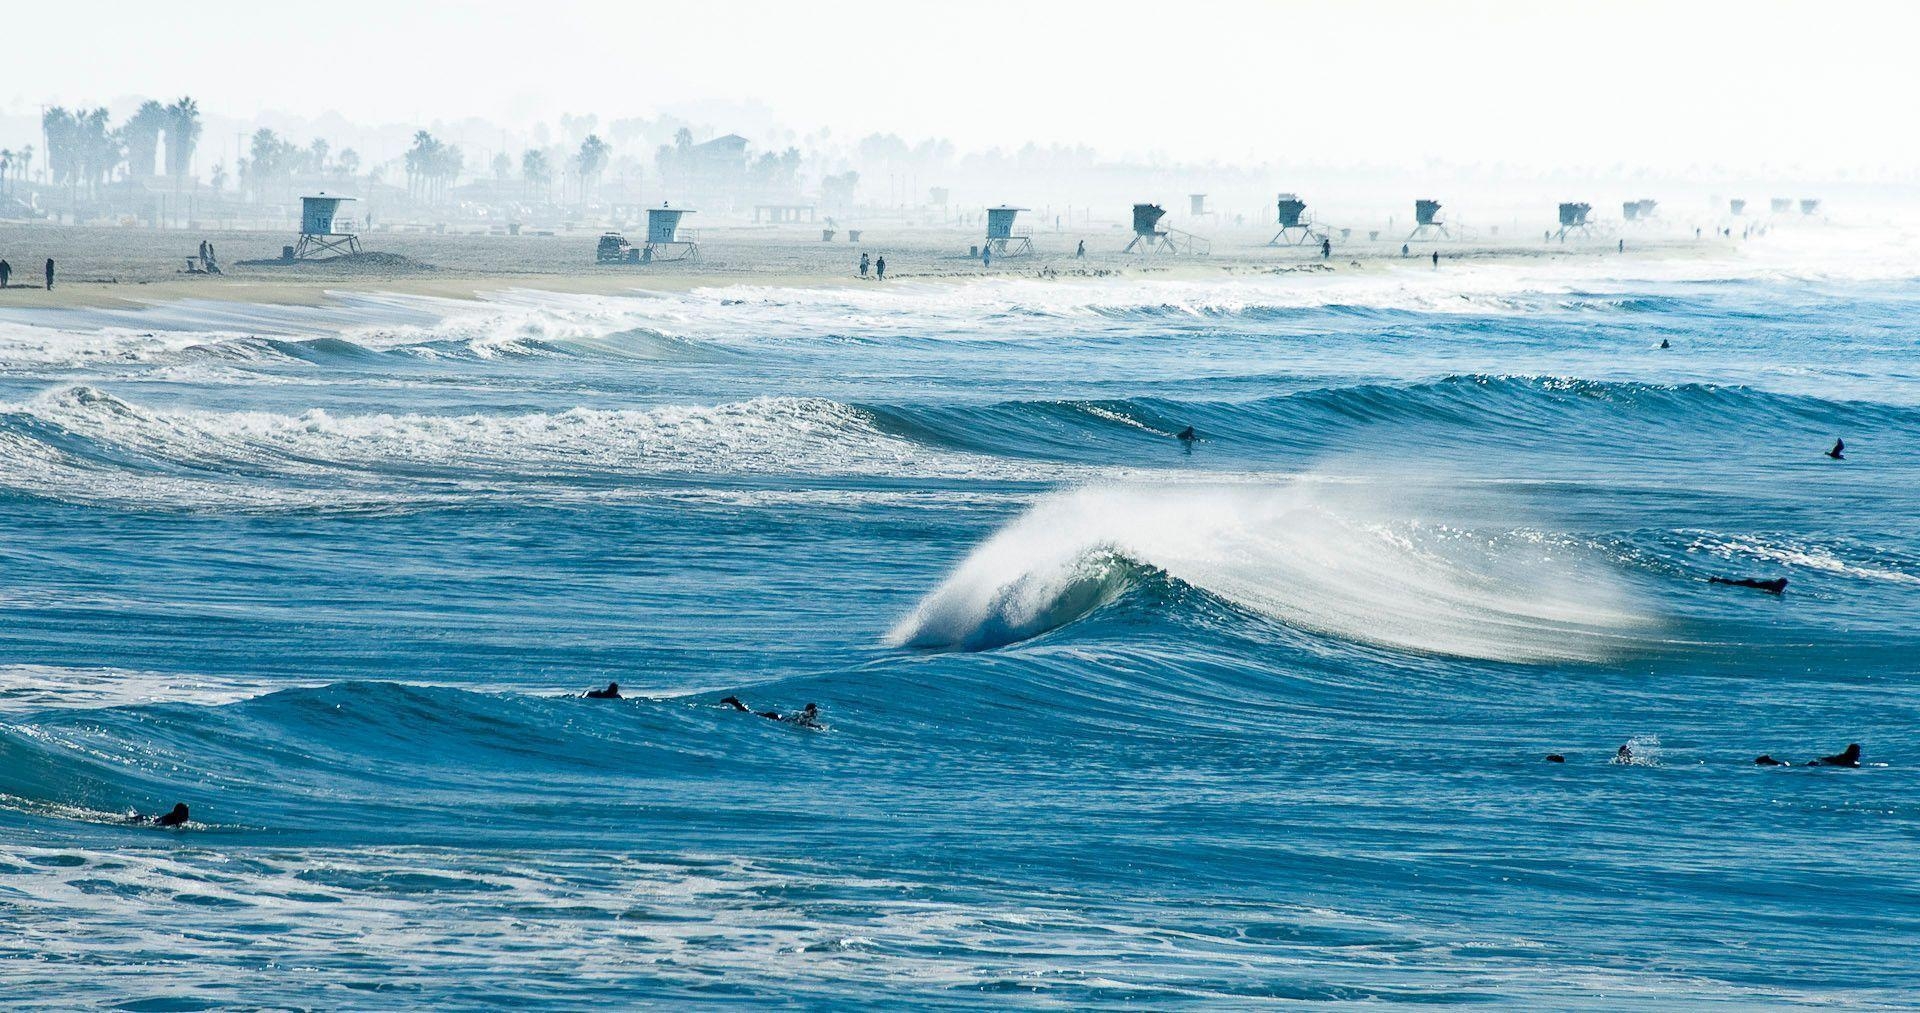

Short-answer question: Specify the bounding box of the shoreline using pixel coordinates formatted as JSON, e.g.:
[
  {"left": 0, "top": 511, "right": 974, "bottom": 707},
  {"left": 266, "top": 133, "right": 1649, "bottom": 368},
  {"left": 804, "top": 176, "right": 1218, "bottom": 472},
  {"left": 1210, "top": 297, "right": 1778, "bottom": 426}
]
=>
[{"left": 0, "top": 220, "right": 1729, "bottom": 311}]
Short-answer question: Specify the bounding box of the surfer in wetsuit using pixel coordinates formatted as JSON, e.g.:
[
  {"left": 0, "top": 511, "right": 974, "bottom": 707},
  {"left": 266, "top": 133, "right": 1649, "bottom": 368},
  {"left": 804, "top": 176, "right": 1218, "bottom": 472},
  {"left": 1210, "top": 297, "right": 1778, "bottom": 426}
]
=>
[
  {"left": 719, "top": 696, "right": 822, "bottom": 728},
  {"left": 1708, "top": 576, "right": 1787, "bottom": 594},
  {"left": 1176, "top": 426, "right": 1198, "bottom": 442},
  {"left": 129, "top": 803, "right": 190, "bottom": 826},
  {"left": 584, "top": 681, "right": 621, "bottom": 699}
]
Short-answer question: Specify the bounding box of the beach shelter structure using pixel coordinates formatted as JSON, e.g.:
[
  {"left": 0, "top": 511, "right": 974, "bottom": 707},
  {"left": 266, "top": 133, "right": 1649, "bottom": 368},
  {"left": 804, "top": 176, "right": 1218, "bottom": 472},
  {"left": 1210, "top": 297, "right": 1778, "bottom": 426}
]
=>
[
  {"left": 1123, "top": 203, "right": 1211, "bottom": 255},
  {"left": 1268, "top": 193, "right": 1320, "bottom": 246},
  {"left": 1555, "top": 202, "right": 1593, "bottom": 240},
  {"left": 984, "top": 206, "right": 1033, "bottom": 257},
  {"left": 1189, "top": 194, "right": 1210, "bottom": 217},
  {"left": 1407, "top": 198, "right": 1449, "bottom": 240},
  {"left": 293, "top": 193, "right": 360, "bottom": 260},
  {"left": 643, "top": 205, "right": 699, "bottom": 262},
  {"left": 1770, "top": 197, "right": 1793, "bottom": 214}
]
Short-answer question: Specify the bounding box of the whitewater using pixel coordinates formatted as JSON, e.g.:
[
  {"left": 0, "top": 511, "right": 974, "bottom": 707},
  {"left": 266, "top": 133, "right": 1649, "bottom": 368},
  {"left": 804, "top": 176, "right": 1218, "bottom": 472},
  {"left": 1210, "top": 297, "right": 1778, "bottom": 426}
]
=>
[{"left": 1, "top": 243, "right": 1918, "bottom": 1007}]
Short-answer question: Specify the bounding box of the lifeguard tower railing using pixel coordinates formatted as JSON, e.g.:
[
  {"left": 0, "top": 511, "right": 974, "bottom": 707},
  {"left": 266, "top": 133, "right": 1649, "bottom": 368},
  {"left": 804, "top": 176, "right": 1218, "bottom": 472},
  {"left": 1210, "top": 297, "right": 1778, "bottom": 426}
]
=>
[{"left": 984, "top": 206, "right": 1033, "bottom": 257}]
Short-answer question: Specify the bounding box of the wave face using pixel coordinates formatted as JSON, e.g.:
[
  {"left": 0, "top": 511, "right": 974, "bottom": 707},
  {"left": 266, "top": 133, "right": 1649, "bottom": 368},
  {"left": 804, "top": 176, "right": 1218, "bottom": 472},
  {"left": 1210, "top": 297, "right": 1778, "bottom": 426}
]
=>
[
  {"left": 3, "top": 258, "right": 1920, "bottom": 1007},
  {"left": 887, "top": 483, "right": 1653, "bottom": 661}
]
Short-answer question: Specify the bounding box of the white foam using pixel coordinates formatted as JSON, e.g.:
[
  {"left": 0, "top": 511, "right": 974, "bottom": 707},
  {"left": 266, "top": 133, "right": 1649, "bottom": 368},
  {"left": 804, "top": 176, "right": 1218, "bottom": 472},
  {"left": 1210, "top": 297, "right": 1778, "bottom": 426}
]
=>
[{"left": 889, "top": 481, "right": 1655, "bottom": 662}]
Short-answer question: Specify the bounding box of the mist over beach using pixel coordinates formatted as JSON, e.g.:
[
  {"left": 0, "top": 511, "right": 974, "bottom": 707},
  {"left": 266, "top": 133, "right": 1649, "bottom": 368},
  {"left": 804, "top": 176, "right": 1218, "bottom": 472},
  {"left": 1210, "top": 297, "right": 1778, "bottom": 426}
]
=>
[{"left": 1, "top": 2, "right": 1918, "bottom": 1008}]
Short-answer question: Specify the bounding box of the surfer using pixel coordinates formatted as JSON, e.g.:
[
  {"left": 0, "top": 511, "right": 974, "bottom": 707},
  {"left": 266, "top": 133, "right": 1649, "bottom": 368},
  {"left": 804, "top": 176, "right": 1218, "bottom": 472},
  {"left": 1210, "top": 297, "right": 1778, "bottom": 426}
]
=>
[
  {"left": 1611, "top": 742, "right": 1638, "bottom": 764},
  {"left": 1545, "top": 754, "right": 1566, "bottom": 763},
  {"left": 1809, "top": 743, "right": 1861, "bottom": 767},
  {"left": 1754, "top": 755, "right": 1786, "bottom": 766},
  {"left": 129, "top": 803, "right": 190, "bottom": 827},
  {"left": 1826, "top": 439, "right": 1844, "bottom": 460},
  {"left": 1708, "top": 576, "right": 1788, "bottom": 594},
  {"left": 1659, "top": 339, "right": 1670, "bottom": 349},
  {"left": 1176, "top": 426, "right": 1198, "bottom": 442},
  {"left": 584, "top": 681, "right": 621, "bottom": 699},
  {"left": 720, "top": 696, "right": 822, "bottom": 728}
]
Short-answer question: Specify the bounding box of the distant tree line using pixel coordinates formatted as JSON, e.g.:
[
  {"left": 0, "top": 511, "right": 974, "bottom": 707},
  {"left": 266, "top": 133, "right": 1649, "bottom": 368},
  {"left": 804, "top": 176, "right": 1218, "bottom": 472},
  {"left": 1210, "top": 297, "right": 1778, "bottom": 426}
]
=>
[{"left": 39, "top": 98, "right": 201, "bottom": 198}]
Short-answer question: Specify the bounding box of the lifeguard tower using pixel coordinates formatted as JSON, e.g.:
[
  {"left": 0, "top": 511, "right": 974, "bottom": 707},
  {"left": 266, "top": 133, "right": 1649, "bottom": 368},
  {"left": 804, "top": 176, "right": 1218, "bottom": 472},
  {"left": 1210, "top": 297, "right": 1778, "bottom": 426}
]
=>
[
  {"left": 293, "top": 193, "right": 360, "bottom": 260},
  {"left": 1268, "top": 194, "right": 1318, "bottom": 246},
  {"left": 643, "top": 205, "right": 698, "bottom": 262},
  {"left": 984, "top": 206, "right": 1033, "bottom": 257},
  {"left": 1800, "top": 199, "right": 1821, "bottom": 215},
  {"left": 1770, "top": 197, "right": 1793, "bottom": 214},
  {"left": 1555, "top": 202, "right": 1593, "bottom": 240},
  {"left": 1407, "top": 199, "right": 1449, "bottom": 240},
  {"left": 1123, "top": 203, "right": 1210, "bottom": 255},
  {"left": 1622, "top": 199, "right": 1657, "bottom": 222},
  {"left": 1188, "top": 194, "right": 1212, "bottom": 219},
  {"left": 1729, "top": 198, "right": 1747, "bottom": 216}
]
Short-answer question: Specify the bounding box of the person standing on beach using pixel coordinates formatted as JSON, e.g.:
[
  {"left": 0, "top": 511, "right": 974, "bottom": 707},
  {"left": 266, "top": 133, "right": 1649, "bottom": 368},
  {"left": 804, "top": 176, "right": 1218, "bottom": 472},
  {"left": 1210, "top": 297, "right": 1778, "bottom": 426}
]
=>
[
  {"left": 44, "top": 258, "right": 54, "bottom": 290},
  {"left": 983, "top": 245, "right": 992, "bottom": 269},
  {"left": 1431, "top": 251, "right": 1438, "bottom": 268},
  {"left": 875, "top": 256, "right": 886, "bottom": 280},
  {"left": 0, "top": 259, "right": 10, "bottom": 288},
  {"left": 1075, "top": 240, "right": 1085, "bottom": 258},
  {"left": 1321, "top": 237, "right": 1332, "bottom": 260},
  {"left": 859, "top": 252, "right": 870, "bottom": 278}
]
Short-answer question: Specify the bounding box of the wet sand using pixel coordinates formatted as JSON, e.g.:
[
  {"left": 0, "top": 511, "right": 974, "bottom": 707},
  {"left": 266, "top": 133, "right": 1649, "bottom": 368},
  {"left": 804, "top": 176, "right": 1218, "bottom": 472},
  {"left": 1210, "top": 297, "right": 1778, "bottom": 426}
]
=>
[{"left": 0, "top": 221, "right": 1718, "bottom": 308}]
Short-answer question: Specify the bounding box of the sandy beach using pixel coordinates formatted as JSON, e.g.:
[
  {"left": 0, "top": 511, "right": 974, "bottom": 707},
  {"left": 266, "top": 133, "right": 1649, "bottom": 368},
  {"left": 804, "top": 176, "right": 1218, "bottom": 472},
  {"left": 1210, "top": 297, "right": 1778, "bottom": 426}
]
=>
[{"left": 0, "top": 220, "right": 1721, "bottom": 308}]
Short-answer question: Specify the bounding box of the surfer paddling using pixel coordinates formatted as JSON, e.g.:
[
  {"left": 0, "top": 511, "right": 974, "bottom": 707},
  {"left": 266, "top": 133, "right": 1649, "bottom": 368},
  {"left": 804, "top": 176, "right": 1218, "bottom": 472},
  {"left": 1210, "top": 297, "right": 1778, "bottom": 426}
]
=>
[
  {"left": 1756, "top": 743, "right": 1862, "bottom": 767},
  {"left": 720, "top": 696, "right": 823, "bottom": 729},
  {"left": 583, "top": 682, "right": 622, "bottom": 699},
  {"left": 128, "top": 803, "right": 190, "bottom": 827},
  {"left": 1708, "top": 576, "right": 1788, "bottom": 594}
]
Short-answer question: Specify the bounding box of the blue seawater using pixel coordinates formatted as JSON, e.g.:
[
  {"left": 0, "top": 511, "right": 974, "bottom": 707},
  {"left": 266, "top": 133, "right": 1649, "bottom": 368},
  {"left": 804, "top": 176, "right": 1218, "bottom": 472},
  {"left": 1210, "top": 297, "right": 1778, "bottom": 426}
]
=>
[{"left": 0, "top": 255, "right": 1917, "bottom": 1007}]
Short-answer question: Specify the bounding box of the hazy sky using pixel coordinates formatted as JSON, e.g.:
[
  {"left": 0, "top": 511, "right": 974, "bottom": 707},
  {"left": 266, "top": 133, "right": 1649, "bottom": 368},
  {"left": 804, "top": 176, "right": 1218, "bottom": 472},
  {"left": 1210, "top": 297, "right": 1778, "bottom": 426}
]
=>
[{"left": 7, "top": 0, "right": 1916, "bottom": 174}]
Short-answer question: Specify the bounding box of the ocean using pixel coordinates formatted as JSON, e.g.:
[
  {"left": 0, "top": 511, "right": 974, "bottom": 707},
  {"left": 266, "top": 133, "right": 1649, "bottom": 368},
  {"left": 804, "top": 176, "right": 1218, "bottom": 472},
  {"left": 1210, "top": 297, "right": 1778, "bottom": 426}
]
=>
[{"left": 1, "top": 239, "right": 1917, "bottom": 1007}]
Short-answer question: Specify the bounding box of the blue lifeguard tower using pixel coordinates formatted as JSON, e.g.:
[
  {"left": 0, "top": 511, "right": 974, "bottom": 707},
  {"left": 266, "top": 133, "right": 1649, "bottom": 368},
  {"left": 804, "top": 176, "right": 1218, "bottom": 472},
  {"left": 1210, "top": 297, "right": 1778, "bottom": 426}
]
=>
[
  {"left": 1555, "top": 201, "right": 1593, "bottom": 240},
  {"left": 293, "top": 193, "right": 360, "bottom": 259},
  {"left": 643, "top": 204, "right": 698, "bottom": 262},
  {"left": 1407, "top": 198, "right": 1449, "bottom": 240},
  {"left": 1124, "top": 202, "right": 1210, "bottom": 255},
  {"left": 1268, "top": 193, "right": 1319, "bottom": 246},
  {"left": 984, "top": 206, "right": 1033, "bottom": 257}
]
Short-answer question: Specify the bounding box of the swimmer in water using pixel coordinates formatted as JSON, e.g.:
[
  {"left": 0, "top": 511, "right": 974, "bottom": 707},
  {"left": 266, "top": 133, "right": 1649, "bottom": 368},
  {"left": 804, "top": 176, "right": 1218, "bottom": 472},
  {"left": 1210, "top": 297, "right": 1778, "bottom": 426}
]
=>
[
  {"left": 1545, "top": 754, "right": 1566, "bottom": 763},
  {"left": 129, "top": 803, "right": 190, "bottom": 826},
  {"left": 720, "top": 696, "right": 821, "bottom": 728},
  {"left": 1709, "top": 576, "right": 1788, "bottom": 594},
  {"left": 584, "top": 682, "right": 621, "bottom": 699}
]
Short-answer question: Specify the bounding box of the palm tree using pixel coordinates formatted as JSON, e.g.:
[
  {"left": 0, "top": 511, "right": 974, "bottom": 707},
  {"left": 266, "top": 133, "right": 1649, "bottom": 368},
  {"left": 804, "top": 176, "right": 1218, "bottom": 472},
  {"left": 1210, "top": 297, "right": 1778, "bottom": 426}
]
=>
[
  {"left": 521, "top": 149, "right": 551, "bottom": 202},
  {"left": 0, "top": 150, "right": 11, "bottom": 197},
  {"left": 125, "top": 100, "right": 167, "bottom": 178},
  {"left": 336, "top": 149, "right": 360, "bottom": 179},
  {"left": 164, "top": 97, "right": 201, "bottom": 180},
  {"left": 574, "top": 134, "right": 611, "bottom": 201}
]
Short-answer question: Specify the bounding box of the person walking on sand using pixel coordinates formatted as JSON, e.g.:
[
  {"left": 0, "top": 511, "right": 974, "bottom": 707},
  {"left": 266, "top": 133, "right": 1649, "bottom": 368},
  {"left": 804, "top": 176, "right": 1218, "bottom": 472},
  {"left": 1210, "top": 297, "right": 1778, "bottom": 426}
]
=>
[
  {"left": 875, "top": 255, "right": 886, "bottom": 280},
  {"left": 1075, "top": 239, "right": 1085, "bottom": 258},
  {"left": 44, "top": 258, "right": 54, "bottom": 290},
  {"left": 859, "top": 252, "right": 870, "bottom": 279},
  {"left": 1431, "top": 250, "right": 1439, "bottom": 268},
  {"left": 983, "top": 245, "right": 992, "bottom": 269}
]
